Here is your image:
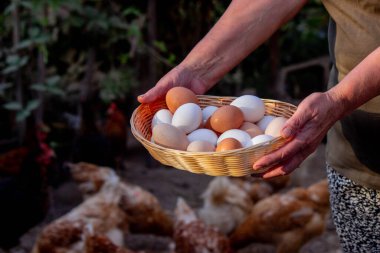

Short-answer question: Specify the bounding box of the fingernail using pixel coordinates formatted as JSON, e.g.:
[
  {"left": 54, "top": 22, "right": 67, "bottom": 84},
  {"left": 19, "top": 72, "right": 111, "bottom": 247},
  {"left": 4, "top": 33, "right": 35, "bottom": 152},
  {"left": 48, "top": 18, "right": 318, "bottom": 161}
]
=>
[
  {"left": 282, "top": 127, "right": 294, "bottom": 139},
  {"left": 138, "top": 94, "right": 145, "bottom": 98}
]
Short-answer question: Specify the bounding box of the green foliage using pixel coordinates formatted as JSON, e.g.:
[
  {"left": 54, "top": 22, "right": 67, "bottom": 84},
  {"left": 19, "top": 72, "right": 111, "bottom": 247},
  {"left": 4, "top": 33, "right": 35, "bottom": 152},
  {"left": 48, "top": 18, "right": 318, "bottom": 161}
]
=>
[{"left": 99, "top": 69, "right": 136, "bottom": 104}]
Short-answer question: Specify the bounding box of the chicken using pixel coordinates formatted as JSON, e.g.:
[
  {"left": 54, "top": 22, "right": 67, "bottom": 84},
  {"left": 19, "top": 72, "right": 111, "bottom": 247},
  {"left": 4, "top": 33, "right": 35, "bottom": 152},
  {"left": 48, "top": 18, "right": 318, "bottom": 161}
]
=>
[
  {"left": 0, "top": 124, "right": 54, "bottom": 249},
  {"left": 32, "top": 175, "right": 128, "bottom": 253},
  {"left": 84, "top": 224, "right": 137, "bottom": 253},
  {"left": 67, "top": 162, "right": 116, "bottom": 198},
  {"left": 69, "top": 162, "right": 173, "bottom": 235},
  {"left": 229, "top": 179, "right": 330, "bottom": 253},
  {"left": 103, "top": 102, "right": 127, "bottom": 170},
  {"left": 198, "top": 177, "right": 254, "bottom": 235},
  {"left": 174, "top": 198, "right": 233, "bottom": 253}
]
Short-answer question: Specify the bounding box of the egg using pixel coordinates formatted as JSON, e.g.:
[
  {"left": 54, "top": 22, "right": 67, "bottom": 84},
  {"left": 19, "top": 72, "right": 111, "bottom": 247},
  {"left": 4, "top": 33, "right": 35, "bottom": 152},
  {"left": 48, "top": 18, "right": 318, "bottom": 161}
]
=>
[
  {"left": 202, "top": 106, "right": 218, "bottom": 124},
  {"left": 230, "top": 95, "right": 265, "bottom": 122},
  {"left": 172, "top": 103, "right": 202, "bottom": 134},
  {"left": 257, "top": 115, "right": 276, "bottom": 132},
  {"left": 152, "top": 123, "right": 189, "bottom": 150},
  {"left": 210, "top": 105, "right": 244, "bottom": 133},
  {"left": 187, "top": 128, "right": 218, "bottom": 146},
  {"left": 217, "top": 129, "right": 252, "bottom": 148},
  {"left": 251, "top": 134, "right": 274, "bottom": 146},
  {"left": 216, "top": 138, "right": 242, "bottom": 152},
  {"left": 187, "top": 140, "right": 215, "bottom": 152},
  {"left": 240, "top": 122, "right": 263, "bottom": 138},
  {"left": 265, "top": 117, "right": 288, "bottom": 137},
  {"left": 151, "top": 109, "right": 173, "bottom": 129},
  {"left": 166, "top": 87, "right": 199, "bottom": 113}
]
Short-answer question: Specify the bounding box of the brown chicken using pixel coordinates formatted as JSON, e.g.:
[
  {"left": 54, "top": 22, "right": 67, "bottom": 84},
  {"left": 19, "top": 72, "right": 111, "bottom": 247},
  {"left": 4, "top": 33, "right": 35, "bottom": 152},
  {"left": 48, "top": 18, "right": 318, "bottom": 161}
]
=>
[
  {"left": 230, "top": 179, "right": 330, "bottom": 253},
  {"left": 69, "top": 162, "right": 173, "bottom": 235},
  {"left": 174, "top": 198, "right": 233, "bottom": 253},
  {"left": 103, "top": 102, "right": 127, "bottom": 170},
  {"left": 33, "top": 162, "right": 173, "bottom": 253}
]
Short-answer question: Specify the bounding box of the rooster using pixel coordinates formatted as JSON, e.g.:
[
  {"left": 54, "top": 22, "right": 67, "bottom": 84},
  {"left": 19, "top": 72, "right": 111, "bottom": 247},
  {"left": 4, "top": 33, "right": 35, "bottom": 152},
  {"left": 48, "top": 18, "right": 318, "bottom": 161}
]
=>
[
  {"left": 229, "top": 179, "right": 330, "bottom": 253},
  {"left": 174, "top": 198, "right": 233, "bottom": 253}
]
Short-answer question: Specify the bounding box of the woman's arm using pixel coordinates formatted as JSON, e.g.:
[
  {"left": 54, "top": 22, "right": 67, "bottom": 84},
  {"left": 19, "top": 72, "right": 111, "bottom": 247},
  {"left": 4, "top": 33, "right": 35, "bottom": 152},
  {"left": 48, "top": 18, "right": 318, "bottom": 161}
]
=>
[
  {"left": 138, "top": 0, "right": 308, "bottom": 103},
  {"left": 253, "top": 46, "right": 380, "bottom": 178}
]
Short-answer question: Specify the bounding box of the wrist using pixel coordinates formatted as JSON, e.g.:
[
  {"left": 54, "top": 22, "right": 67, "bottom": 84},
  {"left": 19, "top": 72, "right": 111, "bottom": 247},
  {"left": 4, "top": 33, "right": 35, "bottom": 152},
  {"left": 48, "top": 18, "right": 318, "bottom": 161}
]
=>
[{"left": 325, "top": 89, "right": 350, "bottom": 120}]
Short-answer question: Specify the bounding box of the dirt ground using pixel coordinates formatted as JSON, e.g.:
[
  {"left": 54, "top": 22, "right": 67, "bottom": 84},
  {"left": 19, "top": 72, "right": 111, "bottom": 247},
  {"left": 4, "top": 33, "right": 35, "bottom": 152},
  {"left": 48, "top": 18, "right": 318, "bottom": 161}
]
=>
[{"left": 3, "top": 130, "right": 342, "bottom": 253}]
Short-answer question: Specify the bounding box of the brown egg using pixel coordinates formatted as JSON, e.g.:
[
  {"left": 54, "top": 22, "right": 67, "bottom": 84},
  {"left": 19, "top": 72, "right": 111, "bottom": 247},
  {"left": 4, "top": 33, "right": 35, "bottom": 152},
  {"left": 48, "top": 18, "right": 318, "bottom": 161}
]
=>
[
  {"left": 240, "top": 122, "right": 263, "bottom": 138},
  {"left": 152, "top": 123, "right": 189, "bottom": 150},
  {"left": 166, "top": 87, "right": 199, "bottom": 113},
  {"left": 216, "top": 138, "right": 243, "bottom": 152},
  {"left": 210, "top": 105, "right": 244, "bottom": 133}
]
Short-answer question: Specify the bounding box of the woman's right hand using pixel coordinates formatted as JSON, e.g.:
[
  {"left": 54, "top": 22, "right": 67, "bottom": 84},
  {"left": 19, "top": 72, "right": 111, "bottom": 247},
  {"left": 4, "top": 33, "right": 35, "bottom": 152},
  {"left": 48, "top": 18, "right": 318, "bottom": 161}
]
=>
[{"left": 137, "top": 65, "right": 210, "bottom": 104}]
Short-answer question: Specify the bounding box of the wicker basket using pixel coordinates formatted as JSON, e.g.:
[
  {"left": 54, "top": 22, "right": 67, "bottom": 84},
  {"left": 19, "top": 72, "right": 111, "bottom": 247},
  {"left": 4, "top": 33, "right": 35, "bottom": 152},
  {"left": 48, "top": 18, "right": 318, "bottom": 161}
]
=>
[{"left": 130, "top": 95, "right": 297, "bottom": 177}]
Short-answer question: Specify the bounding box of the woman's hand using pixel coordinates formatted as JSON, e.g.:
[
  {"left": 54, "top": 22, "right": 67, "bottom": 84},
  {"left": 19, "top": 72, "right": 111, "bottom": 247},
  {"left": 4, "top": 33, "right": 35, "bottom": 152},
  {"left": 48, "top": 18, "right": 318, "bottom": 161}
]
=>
[
  {"left": 137, "top": 65, "right": 210, "bottom": 104},
  {"left": 252, "top": 92, "right": 344, "bottom": 178}
]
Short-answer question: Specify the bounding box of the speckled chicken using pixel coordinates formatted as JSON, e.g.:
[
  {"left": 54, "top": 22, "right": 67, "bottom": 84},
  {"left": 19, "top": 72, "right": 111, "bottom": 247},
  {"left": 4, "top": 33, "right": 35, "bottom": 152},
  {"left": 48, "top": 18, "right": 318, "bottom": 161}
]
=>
[
  {"left": 174, "top": 198, "right": 233, "bottom": 253},
  {"left": 198, "top": 176, "right": 290, "bottom": 235},
  {"left": 230, "top": 179, "right": 330, "bottom": 253},
  {"left": 33, "top": 162, "right": 173, "bottom": 253},
  {"left": 68, "top": 162, "right": 173, "bottom": 235}
]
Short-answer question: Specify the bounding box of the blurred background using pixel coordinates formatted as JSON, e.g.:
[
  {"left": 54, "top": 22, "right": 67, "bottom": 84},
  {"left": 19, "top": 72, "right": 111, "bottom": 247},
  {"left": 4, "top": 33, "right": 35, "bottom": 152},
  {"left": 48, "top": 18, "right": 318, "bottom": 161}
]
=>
[{"left": 0, "top": 0, "right": 341, "bottom": 252}]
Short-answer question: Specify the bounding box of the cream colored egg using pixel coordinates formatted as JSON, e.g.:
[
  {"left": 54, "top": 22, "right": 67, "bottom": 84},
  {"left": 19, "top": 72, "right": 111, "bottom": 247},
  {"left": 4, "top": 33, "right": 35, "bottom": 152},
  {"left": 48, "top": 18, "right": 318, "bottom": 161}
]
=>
[
  {"left": 187, "top": 128, "right": 218, "bottom": 146},
  {"left": 172, "top": 103, "right": 202, "bottom": 134},
  {"left": 257, "top": 115, "right": 275, "bottom": 132},
  {"left": 265, "top": 117, "right": 288, "bottom": 137},
  {"left": 187, "top": 140, "right": 215, "bottom": 152},
  {"left": 230, "top": 95, "right": 265, "bottom": 123},
  {"left": 152, "top": 123, "right": 189, "bottom": 150},
  {"left": 217, "top": 129, "right": 252, "bottom": 148},
  {"left": 240, "top": 122, "right": 263, "bottom": 138},
  {"left": 152, "top": 109, "right": 173, "bottom": 129},
  {"left": 251, "top": 134, "right": 274, "bottom": 146}
]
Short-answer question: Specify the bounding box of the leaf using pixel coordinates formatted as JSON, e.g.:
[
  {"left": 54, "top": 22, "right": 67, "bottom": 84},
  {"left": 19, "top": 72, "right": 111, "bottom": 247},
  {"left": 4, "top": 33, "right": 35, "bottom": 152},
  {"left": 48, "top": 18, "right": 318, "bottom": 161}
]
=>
[
  {"left": 25, "top": 99, "right": 40, "bottom": 111},
  {"left": 30, "top": 83, "right": 47, "bottom": 91},
  {"left": 16, "top": 110, "right": 29, "bottom": 122},
  {"left": 2, "top": 65, "right": 19, "bottom": 75},
  {"left": 0, "top": 83, "right": 12, "bottom": 91},
  {"left": 153, "top": 41, "right": 167, "bottom": 53},
  {"left": 3, "top": 102, "right": 22, "bottom": 111},
  {"left": 6, "top": 55, "right": 20, "bottom": 65},
  {"left": 46, "top": 75, "right": 60, "bottom": 86},
  {"left": 122, "top": 7, "right": 141, "bottom": 17}
]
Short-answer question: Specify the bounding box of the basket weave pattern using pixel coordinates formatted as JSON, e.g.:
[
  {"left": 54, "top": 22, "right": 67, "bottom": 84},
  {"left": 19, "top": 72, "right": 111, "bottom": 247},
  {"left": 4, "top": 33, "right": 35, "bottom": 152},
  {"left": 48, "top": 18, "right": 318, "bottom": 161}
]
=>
[{"left": 131, "top": 95, "right": 297, "bottom": 177}]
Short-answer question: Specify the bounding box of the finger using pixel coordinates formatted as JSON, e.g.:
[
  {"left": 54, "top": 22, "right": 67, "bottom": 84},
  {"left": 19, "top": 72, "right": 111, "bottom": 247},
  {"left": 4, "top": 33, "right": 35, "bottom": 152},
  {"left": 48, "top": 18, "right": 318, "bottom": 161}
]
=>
[
  {"left": 281, "top": 106, "right": 312, "bottom": 139},
  {"left": 261, "top": 150, "right": 309, "bottom": 178},
  {"left": 138, "top": 83, "right": 173, "bottom": 104}
]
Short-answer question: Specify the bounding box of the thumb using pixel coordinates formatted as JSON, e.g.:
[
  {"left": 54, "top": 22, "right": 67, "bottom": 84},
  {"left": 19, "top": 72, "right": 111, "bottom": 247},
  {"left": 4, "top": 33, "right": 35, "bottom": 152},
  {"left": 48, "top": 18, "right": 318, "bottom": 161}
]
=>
[
  {"left": 281, "top": 109, "right": 310, "bottom": 139},
  {"left": 137, "top": 84, "right": 170, "bottom": 104}
]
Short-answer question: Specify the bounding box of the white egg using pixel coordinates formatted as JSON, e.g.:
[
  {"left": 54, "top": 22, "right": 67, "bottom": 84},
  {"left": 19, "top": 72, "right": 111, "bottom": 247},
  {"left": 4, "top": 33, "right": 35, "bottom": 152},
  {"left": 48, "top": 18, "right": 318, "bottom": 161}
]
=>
[
  {"left": 217, "top": 129, "right": 252, "bottom": 148},
  {"left": 251, "top": 134, "right": 274, "bottom": 146},
  {"left": 257, "top": 115, "right": 275, "bottom": 132},
  {"left": 230, "top": 95, "right": 265, "bottom": 123},
  {"left": 152, "top": 109, "right": 173, "bottom": 129},
  {"left": 172, "top": 103, "right": 202, "bottom": 134},
  {"left": 187, "top": 128, "right": 218, "bottom": 146},
  {"left": 202, "top": 106, "right": 218, "bottom": 124},
  {"left": 265, "top": 117, "right": 288, "bottom": 137}
]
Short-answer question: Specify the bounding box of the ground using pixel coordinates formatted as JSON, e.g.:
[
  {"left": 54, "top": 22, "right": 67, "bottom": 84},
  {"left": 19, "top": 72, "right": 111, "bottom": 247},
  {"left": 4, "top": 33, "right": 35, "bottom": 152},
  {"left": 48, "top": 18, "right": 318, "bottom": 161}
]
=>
[{"left": 2, "top": 130, "right": 342, "bottom": 253}]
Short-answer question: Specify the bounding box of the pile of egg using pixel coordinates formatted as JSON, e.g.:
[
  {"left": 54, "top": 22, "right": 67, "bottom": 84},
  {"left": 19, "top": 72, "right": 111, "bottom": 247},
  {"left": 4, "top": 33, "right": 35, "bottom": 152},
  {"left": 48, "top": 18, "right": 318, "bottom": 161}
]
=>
[{"left": 151, "top": 87, "right": 288, "bottom": 152}]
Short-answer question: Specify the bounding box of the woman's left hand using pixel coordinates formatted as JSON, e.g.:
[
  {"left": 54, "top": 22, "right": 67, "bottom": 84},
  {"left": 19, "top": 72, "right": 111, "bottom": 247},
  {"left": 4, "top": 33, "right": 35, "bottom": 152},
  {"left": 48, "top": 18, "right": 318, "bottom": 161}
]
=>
[{"left": 252, "top": 92, "right": 344, "bottom": 178}]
